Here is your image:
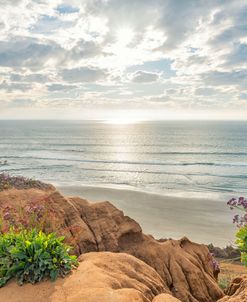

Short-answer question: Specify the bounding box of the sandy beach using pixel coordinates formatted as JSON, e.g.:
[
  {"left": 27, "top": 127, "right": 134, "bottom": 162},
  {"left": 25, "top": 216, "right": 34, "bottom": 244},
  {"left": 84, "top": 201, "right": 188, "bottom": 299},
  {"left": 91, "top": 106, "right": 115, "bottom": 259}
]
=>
[{"left": 58, "top": 185, "right": 236, "bottom": 247}]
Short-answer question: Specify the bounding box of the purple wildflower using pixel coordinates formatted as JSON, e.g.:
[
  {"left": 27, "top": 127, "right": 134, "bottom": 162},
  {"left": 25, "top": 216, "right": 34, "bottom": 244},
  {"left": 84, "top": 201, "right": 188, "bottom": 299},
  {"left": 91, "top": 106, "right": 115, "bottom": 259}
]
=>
[{"left": 227, "top": 196, "right": 247, "bottom": 228}]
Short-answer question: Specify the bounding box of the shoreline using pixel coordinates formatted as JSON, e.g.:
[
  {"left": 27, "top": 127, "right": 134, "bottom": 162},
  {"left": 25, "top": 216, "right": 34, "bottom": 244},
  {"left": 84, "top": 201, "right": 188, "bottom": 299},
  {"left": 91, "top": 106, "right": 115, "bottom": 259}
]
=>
[
  {"left": 57, "top": 184, "right": 236, "bottom": 247},
  {"left": 52, "top": 181, "right": 234, "bottom": 201}
]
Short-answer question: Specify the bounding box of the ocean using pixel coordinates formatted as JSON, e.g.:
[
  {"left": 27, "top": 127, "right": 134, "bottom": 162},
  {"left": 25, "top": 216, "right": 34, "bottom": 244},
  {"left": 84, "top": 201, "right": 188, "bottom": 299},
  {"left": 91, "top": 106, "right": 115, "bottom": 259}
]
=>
[{"left": 0, "top": 120, "right": 246, "bottom": 200}]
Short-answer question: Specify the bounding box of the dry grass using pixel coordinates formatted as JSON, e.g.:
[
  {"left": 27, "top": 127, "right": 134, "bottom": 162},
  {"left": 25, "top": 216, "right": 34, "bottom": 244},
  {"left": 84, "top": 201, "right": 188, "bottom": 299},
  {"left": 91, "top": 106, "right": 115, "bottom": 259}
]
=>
[{"left": 218, "top": 260, "right": 247, "bottom": 290}]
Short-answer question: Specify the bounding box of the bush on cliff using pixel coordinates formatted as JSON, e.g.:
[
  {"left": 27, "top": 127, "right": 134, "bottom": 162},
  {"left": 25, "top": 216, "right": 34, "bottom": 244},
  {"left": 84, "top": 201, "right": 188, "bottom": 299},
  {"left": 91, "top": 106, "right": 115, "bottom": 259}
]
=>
[
  {"left": 0, "top": 197, "right": 58, "bottom": 234},
  {"left": 0, "top": 229, "right": 78, "bottom": 287},
  {"left": 0, "top": 173, "right": 51, "bottom": 192},
  {"left": 227, "top": 197, "right": 247, "bottom": 266},
  {"left": 236, "top": 226, "right": 247, "bottom": 265}
]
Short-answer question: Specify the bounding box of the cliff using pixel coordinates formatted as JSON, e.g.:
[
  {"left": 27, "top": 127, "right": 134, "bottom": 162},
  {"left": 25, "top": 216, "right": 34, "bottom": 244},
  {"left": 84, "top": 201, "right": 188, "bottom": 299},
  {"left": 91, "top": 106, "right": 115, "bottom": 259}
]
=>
[{"left": 0, "top": 186, "right": 242, "bottom": 302}]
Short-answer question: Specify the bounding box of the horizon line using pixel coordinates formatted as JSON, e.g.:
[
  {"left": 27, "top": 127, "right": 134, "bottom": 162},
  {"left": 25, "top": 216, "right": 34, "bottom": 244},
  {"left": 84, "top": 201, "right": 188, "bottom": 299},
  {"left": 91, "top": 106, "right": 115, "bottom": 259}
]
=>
[{"left": 0, "top": 119, "right": 247, "bottom": 122}]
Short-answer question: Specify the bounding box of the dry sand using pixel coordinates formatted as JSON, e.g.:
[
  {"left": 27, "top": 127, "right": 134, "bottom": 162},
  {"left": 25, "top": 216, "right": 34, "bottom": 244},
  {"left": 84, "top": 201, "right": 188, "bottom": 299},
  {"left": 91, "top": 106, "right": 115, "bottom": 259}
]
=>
[{"left": 58, "top": 185, "right": 236, "bottom": 247}]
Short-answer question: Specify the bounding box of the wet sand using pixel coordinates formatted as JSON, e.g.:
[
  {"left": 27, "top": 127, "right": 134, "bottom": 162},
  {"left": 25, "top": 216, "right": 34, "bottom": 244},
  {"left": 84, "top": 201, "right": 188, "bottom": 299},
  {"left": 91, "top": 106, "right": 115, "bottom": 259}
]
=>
[{"left": 58, "top": 185, "right": 236, "bottom": 247}]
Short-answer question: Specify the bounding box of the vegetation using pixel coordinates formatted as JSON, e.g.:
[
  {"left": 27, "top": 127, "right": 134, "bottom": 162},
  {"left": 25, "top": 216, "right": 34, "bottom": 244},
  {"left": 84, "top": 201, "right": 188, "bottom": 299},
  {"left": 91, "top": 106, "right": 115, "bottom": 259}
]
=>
[
  {"left": 227, "top": 197, "right": 247, "bottom": 266},
  {"left": 208, "top": 243, "right": 240, "bottom": 260},
  {"left": 0, "top": 229, "right": 78, "bottom": 287},
  {"left": 0, "top": 197, "right": 58, "bottom": 234},
  {"left": 218, "top": 275, "right": 232, "bottom": 290},
  {"left": 0, "top": 173, "right": 51, "bottom": 192},
  {"left": 0, "top": 175, "right": 78, "bottom": 287},
  {"left": 236, "top": 227, "right": 247, "bottom": 265}
]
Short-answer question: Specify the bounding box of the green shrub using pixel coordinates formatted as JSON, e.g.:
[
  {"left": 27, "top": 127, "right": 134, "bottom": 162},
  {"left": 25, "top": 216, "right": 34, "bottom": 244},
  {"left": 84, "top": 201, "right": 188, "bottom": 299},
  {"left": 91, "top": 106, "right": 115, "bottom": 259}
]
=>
[
  {"left": 227, "top": 197, "right": 247, "bottom": 266},
  {"left": 236, "top": 226, "right": 247, "bottom": 266},
  {"left": 0, "top": 229, "right": 78, "bottom": 287}
]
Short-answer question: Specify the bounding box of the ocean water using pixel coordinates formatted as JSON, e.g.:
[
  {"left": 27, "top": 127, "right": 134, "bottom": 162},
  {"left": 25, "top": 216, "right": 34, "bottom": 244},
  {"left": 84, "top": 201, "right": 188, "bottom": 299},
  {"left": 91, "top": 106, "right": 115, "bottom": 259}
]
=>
[{"left": 0, "top": 120, "right": 246, "bottom": 200}]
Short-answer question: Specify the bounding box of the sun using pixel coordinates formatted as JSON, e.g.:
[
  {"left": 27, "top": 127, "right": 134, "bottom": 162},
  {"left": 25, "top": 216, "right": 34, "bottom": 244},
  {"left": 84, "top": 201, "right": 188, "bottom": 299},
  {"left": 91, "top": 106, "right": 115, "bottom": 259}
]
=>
[
  {"left": 115, "top": 27, "right": 134, "bottom": 47},
  {"left": 104, "top": 26, "right": 136, "bottom": 68}
]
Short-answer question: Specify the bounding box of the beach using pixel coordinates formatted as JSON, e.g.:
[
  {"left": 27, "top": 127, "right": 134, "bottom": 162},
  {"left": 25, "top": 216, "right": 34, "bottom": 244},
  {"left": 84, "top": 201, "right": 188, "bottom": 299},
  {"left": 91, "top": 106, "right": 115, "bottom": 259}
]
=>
[{"left": 58, "top": 185, "right": 236, "bottom": 247}]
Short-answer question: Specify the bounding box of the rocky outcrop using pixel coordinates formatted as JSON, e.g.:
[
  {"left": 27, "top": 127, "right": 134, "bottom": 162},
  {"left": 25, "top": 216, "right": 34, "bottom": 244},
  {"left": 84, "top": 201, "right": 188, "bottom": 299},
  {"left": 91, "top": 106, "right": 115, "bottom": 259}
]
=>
[
  {"left": 0, "top": 188, "right": 224, "bottom": 302},
  {"left": 0, "top": 252, "right": 171, "bottom": 302},
  {"left": 218, "top": 275, "right": 247, "bottom": 302}
]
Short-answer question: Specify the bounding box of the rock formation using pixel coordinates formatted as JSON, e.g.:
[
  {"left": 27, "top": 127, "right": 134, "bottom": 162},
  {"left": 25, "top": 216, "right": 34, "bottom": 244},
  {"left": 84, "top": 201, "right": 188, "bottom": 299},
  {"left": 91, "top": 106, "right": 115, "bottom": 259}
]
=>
[
  {"left": 0, "top": 187, "right": 225, "bottom": 302},
  {"left": 0, "top": 252, "right": 173, "bottom": 302}
]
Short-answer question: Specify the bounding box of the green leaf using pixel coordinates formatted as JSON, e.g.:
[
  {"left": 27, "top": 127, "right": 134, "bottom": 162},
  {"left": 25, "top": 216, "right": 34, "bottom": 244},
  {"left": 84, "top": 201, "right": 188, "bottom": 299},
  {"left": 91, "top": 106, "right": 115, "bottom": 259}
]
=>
[
  {"left": 50, "top": 269, "right": 58, "bottom": 281},
  {"left": 0, "top": 229, "right": 78, "bottom": 286}
]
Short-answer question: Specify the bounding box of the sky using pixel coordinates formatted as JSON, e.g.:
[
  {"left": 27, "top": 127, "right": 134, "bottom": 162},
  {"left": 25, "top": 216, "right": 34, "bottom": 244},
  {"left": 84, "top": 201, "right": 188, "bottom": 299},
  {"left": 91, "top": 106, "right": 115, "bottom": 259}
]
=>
[{"left": 0, "top": 0, "right": 246, "bottom": 121}]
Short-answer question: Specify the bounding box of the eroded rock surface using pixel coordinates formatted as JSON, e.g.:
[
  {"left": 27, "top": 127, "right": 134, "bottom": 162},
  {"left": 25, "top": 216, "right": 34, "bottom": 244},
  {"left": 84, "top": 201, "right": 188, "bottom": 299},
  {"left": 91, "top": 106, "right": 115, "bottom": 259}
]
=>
[
  {"left": 218, "top": 275, "right": 247, "bottom": 302},
  {"left": 0, "top": 188, "right": 224, "bottom": 302},
  {"left": 152, "top": 293, "right": 182, "bottom": 302}
]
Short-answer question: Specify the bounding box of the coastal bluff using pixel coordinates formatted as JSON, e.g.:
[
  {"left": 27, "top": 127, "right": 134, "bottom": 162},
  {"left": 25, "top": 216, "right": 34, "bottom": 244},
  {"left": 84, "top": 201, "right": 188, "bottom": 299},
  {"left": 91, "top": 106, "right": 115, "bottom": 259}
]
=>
[{"left": 0, "top": 186, "right": 243, "bottom": 302}]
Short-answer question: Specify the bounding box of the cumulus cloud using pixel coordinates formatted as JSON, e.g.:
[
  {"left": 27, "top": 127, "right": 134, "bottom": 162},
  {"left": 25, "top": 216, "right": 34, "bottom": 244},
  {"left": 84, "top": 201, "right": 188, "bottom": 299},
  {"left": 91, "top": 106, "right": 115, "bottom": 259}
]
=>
[
  {"left": 61, "top": 67, "right": 107, "bottom": 83},
  {"left": 69, "top": 40, "right": 103, "bottom": 60},
  {"left": 0, "top": 37, "right": 63, "bottom": 70},
  {"left": 130, "top": 71, "right": 160, "bottom": 83}
]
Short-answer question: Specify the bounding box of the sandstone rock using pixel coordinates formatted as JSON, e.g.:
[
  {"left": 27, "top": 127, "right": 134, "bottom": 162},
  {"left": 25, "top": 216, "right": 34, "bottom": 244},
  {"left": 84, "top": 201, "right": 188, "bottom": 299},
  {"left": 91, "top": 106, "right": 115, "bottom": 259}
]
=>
[
  {"left": 0, "top": 252, "right": 169, "bottom": 302},
  {"left": 217, "top": 275, "right": 247, "bottom": 302},
  {"left": 152, "top": 293, "right": 181, "bottom": 301},
  {"left": 0, "top": 188, "right": 224, "bottom": 302}
]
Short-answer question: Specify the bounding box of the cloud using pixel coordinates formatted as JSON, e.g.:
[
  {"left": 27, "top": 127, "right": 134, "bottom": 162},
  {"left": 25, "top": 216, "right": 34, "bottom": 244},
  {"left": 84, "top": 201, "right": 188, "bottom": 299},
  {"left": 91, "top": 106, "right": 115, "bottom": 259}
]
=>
[
  {"left": 0, "top": 80, "right": 32, "bottom": 92},
  {"left": 202, "top": 70, "right": 247, "bottom": 87},
  {"left": 6, "top": 98, "right": 34, "bottom": 107},
  {"left": 0, "top": 0, "right": 22, "bottom": 5},
  {"left": 10, "top": 73, "right": 50, "bottom": 83},
  {"left": 239, "top": 93, "right": 247, "bottom": 100},
  {"left": 157, "top": 0, "right": 218, "bottom": 50},
  {"left": 69, "top": 40, "right": 103, "bottom": 60},
  {"left": 0, "top": 0, "right": 247, "bottom": 118},
  {"left": 130, "top": 70, "right": 160, "bottom": 83},
  {"left": 222, "top": 43, "right": 247, "bottom": 68},
  {"left": 47, "top": 83, "right": 77, "bottom": 91},
  {"left": 61, "top": 67, "right": 108, "bottom": 83},
  {"left": 0, "top": 37, "right": 63, "bottom": 70},
  {"left": 195, "top": 87, "right": 217, "bottom": 96}
]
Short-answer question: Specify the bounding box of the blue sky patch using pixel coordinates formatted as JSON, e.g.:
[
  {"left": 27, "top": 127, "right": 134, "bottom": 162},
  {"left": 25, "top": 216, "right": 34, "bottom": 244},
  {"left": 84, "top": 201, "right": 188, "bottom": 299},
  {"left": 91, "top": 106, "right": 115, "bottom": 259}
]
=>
[{"left": 56, "top": 5, "right": 79, "bottom": 14}]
